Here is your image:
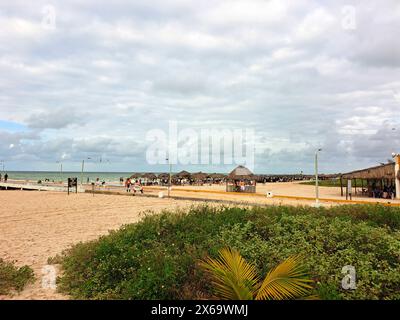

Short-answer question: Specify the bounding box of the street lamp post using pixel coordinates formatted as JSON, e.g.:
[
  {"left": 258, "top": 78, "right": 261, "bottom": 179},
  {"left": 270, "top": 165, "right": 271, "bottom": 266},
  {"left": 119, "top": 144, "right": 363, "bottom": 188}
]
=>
[
  {"left": 56, "top": 161, "right": 63, "bottom": 183},
  {"left": 166, "top": 157, "right": 172, "bottom": 198},
  {"left": 81, "top": 157, "right": 91, "bottom": 185},
  {"left": 315, "top": 149, "right": 322, "bottom": 207},
  {"left": 81, "top": 160, "right": 85, "bottom": 185}
]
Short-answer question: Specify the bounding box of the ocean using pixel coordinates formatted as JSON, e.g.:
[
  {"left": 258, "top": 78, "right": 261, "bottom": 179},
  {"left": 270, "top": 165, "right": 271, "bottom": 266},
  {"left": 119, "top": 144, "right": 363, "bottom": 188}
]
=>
[{"left": 2, "top": 171, "right": 134, "bottom": 183}]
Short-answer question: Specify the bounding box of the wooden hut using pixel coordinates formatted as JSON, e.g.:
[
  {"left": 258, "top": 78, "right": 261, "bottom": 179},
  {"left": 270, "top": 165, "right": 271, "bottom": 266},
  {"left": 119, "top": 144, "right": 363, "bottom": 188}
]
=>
[
  {"left": 130, "top": 172, "right": 141, "bottom": 180},
  {"left": 191, "top": 172, "right": 207, "bottom": 185},
  {"left": 341, "top": 162, "right": 396, "bottom": 199},
  {"left": 157, "top": 173, "right": 170, "bottom": 186},
  {"left": 142, "top": 173, "right": 157, "bottom": 185},
  {"left": 226, "top": 165, "right": 256, "bottom": 193},
  {"left": 208, "top": 173, "right": 226, "bottom": 184},
  {"left": 173, "top": 170, "right": 191, "bottom": 185}
]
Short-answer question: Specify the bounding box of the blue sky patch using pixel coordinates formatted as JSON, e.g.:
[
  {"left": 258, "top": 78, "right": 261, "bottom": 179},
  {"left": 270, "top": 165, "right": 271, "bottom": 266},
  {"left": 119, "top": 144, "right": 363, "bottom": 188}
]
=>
[{"left": 0, "top": 120, "right": 27, "bottom": 132}]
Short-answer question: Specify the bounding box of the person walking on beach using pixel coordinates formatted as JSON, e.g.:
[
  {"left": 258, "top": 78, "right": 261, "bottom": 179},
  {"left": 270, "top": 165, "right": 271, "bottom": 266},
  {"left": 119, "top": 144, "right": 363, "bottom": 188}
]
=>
[
  {"left": 133, "top": 180, "right": 144, "bottom": 194},
  {"left": 4, "top": 173, "right": 8, "bottom": 183},
  {"left": 125, "top": 178, "right": 131, "bottom": 192}
]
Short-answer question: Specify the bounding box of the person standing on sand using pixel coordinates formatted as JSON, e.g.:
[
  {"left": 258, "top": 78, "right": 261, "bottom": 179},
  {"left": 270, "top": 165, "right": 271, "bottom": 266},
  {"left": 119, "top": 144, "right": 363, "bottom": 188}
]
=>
[
  {"left": 125, "top": 178, "right": 131, "bottom": 192},
  {"left": 4, "top": 173, "right": 8, "bottom": 182},
  {"left": 133, "top": 180, "right": 144, "bottom": 194}
]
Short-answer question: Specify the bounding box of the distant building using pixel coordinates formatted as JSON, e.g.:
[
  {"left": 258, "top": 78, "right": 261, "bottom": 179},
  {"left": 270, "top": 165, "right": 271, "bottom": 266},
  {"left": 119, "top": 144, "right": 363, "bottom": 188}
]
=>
[{"left": 341, "top": 155, "right": 400, "bottom": 199}]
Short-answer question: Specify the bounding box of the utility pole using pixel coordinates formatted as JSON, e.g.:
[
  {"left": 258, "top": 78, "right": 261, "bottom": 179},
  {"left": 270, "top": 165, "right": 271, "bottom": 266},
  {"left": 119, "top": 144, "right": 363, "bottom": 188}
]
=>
[
  {"left": 166, "top": 157, "right": 172, "bottom": 198},
  {"left": 57, "top": 161, "right": 63, "bottom": 183},
  {"left": 81, "top": 159, "right": 85, "bottom": 185},
  {"left": 315, "top": 149, "right": 322, "bottom": 207},
  {"left": 80, "top": 157, "right": 92, "bottom": 185}
]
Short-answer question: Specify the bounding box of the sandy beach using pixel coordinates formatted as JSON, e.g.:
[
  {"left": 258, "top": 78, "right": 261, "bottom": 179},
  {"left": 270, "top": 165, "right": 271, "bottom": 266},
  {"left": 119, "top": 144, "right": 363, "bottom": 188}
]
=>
[{"left": 0, "top": 190, "right": 194, "bottom": 300}]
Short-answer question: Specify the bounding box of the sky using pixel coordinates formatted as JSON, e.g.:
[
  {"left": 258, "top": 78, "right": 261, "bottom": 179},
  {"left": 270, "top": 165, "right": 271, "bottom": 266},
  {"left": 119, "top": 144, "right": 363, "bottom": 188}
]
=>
[{"left": 0, "top": 0, "right": 400, "bottom": 174}]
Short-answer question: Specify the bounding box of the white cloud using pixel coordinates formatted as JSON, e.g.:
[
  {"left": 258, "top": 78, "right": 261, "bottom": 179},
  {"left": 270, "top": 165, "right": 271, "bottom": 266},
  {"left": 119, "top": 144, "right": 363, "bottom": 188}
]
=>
[{"left": 0, "top": 0, "right": 400, "bottom": 173}]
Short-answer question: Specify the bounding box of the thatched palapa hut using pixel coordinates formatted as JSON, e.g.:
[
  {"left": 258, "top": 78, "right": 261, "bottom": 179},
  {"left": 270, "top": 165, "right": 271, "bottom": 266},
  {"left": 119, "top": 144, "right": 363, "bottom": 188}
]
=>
[
  {"left": 130, "top": 172, "right": 157, "bottom": 185},
  {"left": 208, "top": 173, "right": 226, "bottom": 184},
  {"left": 340, "top": 160, "right": 399, "bottom": 199},
  {"left": 226, "top": 165, "right": 256, "bottom": 193},
  {"left": 191, "top": 172, "right": 207, "bottom": 185},
  {"left": 173, "top": 170, "right": 191, "bottom": 185}
]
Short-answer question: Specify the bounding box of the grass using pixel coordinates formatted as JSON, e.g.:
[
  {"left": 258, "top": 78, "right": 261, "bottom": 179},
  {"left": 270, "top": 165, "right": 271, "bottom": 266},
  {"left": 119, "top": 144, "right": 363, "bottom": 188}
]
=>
[
  {"left": 55, "top": 204, "right": 400, "bottom": 300},
  {"left": 0, "top": 258, "right": 35, "bottom": 295}
]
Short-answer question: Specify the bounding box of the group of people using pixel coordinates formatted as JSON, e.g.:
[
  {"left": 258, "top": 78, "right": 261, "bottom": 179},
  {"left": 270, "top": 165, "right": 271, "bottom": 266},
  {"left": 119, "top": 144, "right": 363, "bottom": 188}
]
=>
[
  {"left": 125, "top": 178, "right": 144, "bottom": 194},
  {"left": 371, "top": 185, "right": 396, "bottom": 199},
  {"left": 0, "top": 173, "right": 8, "bottom": 182}
]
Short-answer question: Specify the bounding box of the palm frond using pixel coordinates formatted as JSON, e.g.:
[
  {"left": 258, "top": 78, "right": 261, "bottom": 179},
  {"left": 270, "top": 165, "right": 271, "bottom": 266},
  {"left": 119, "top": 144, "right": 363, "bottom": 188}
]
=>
[
  {"left": 200, "top": 248, "right": 259, "bottom": 300},
  {"left": 255, "top": 255, "right": 313, "bottom": 300}
]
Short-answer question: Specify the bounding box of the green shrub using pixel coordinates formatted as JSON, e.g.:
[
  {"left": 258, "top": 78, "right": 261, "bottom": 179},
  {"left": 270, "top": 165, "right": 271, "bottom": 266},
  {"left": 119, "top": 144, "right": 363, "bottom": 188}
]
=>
[
  {"left": 0, "top": 258, "right": 35, "bottom": 295},
  {"left": 55, "top": 204, "right": 400, "bottom": 300}
]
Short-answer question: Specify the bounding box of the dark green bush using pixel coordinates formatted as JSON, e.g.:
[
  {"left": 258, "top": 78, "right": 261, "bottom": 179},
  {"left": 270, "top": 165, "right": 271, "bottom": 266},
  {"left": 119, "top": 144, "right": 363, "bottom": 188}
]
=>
[
  {"left": 0, "top": 258, "right": 35, "bottom": 295},
  {"left": 56, "top": 204, "right": 400, "bottom": 300}
]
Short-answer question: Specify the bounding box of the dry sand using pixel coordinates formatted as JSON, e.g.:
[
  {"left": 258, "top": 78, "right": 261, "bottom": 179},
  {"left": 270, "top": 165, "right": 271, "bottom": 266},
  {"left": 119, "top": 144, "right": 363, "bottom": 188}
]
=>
[{"left": 0, "top": 190, "right": 193, "bottom": 300}]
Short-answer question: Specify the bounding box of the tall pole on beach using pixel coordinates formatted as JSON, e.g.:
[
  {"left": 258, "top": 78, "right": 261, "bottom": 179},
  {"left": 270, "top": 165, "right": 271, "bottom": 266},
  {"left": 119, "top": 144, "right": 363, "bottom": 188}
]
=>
[
  {"left": 80, "top": 157, "right": 92, "bottom": 185},
  {"left": 315, "top": 149, "right": 322, "bottom": 207},
  {"left": 57, "top": 161, "right": 63, "bottom": 183},
  {"left": 166, "top": 157, "right": 172, "bottom": 198},
  {"left": 81, "top": 160, "right": 85, "bottom": 185}
]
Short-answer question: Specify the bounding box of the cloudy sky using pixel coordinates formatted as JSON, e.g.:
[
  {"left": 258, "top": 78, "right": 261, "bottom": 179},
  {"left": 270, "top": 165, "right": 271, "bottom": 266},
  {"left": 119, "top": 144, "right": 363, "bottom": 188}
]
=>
[{"left": 0, "top": 0, "right": 399, "bottom": 174}]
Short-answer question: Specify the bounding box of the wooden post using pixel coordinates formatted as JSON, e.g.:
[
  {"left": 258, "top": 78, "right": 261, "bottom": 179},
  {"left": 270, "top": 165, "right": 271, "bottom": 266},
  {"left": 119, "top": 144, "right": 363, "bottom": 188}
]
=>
[
  {"left": 395, "top": 155, "right": 400, "bottom": 199},
  {"left": 361, "top": 179, "right": 364, "bottom": 195},
  {"left": 354, "top": 178, "right": 357, "bottom": 196},
  {"left": 340, "top": 176, "right": 344, "bottom": 197}
]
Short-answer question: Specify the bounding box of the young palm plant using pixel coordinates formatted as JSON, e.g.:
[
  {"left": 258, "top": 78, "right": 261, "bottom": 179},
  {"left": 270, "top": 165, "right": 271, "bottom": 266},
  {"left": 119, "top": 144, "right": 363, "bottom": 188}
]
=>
[{"left": 200, "top": 247, "right": 314, "bottom": 300}]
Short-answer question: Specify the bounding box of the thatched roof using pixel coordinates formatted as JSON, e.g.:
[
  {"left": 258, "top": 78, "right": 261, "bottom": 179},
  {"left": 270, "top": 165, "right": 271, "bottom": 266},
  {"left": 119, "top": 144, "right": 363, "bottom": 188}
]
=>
[
  {"left": 143, "top": 172, "right": 157, "bottom": 179},
  {"left": 342, "top": 163, "right": 395, "bottom": 180},
  {"left": 209, "top": 173, "right": 226, "bottom": 179},
  {"left": 157, "top": 173, "right": 170, "bottom": 179},
  {"left": 228, "top": 165, "right": 254, "bottom": 180},
  {"left": 191, "top": 172, "right": 207, "bottom": 180},
  {"left": 130, "top": 172, "right": 141, "bottom": 179},
  {"left": 174, "top": 170, "right": 191, "bottom": 179}
]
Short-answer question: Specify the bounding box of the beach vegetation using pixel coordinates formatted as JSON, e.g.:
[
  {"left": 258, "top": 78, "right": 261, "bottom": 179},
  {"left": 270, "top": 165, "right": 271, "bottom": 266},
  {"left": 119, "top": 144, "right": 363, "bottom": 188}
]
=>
[
  {"left": 55, "top": 204, "right": 400, "bottom": 300},
  {"left": 200, "top": 247, "right": 313, "bottom": 300},
  {"left": 0, "top": 258, "right": 35, "bottom": 295}
]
